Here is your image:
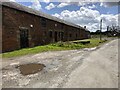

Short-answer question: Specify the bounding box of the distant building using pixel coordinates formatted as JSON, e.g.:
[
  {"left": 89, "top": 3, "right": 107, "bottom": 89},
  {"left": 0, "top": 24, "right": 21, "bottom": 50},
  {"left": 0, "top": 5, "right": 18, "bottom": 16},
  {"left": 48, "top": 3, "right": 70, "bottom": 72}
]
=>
[{"left": 1, "top": 2, "right": 90, "bottom": 52}]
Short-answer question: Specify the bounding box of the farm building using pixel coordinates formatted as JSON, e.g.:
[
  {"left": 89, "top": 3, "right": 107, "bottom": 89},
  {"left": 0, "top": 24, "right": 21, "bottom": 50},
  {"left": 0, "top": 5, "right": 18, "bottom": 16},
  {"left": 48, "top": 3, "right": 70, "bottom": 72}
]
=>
[{"left": 1, "top": 2, "right": 90, "bottom": 52}]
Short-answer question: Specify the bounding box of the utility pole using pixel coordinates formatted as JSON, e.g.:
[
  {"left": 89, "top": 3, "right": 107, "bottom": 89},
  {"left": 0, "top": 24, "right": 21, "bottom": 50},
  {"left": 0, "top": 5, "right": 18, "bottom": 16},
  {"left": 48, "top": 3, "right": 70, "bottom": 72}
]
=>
[
  {"left": 100, "top": 19, "right": 102, "bottom": 40},
  {"left": 107, "top": 26, "right": 109, "bottom": 37}
]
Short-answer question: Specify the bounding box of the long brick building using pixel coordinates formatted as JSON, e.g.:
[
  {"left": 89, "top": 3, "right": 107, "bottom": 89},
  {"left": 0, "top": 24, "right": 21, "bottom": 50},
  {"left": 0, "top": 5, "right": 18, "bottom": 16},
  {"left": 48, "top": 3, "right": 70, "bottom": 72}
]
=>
[{"left": 1, "top": 2, "right": 90, "bottom": 52}]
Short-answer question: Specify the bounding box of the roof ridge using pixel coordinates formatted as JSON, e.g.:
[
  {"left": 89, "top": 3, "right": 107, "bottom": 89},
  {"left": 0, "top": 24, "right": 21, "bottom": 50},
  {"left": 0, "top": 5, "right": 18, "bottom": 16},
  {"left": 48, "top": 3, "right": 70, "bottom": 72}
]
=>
[{"left": 2, "top": 1, "right": 85, "bottom": 29}]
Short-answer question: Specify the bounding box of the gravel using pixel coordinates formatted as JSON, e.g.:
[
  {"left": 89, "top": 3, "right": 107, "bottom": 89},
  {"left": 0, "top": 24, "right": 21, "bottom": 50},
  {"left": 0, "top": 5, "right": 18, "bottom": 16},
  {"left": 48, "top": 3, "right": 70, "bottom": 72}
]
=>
[{"left": 1, "top": 39, "right": 118, "bottom": 88}]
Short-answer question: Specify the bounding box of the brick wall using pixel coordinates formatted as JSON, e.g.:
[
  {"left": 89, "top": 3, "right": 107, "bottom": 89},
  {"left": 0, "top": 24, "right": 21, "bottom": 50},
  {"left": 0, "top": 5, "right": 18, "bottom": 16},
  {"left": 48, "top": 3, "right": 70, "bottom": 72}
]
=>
[{"left": 2, "top": 5, "right": 89, "bottom": 52}]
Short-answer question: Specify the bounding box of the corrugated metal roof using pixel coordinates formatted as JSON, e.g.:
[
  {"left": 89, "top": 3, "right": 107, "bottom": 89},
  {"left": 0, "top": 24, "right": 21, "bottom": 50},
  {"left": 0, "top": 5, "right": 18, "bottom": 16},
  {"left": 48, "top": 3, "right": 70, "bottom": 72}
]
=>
[{"left": 2, "top": 2, "right": 85, "bottom": 29}]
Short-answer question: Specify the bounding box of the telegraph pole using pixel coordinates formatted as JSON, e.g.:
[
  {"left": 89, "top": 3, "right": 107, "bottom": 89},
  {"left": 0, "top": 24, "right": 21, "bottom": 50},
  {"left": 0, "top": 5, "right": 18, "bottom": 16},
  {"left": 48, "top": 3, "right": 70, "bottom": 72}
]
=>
[
  {"left": 107, "top": 26, "right": 109, "bottom": 37},
  {"left": 100, "top": 19, "right": 102, "bottom": 40}
]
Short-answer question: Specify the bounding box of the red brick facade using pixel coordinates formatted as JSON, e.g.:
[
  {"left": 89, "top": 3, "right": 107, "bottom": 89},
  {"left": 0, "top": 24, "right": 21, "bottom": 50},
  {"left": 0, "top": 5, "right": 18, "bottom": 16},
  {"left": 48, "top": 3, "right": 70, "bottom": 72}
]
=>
[{"left": 2, "top": 4, "right": 90, "bottom": 52}]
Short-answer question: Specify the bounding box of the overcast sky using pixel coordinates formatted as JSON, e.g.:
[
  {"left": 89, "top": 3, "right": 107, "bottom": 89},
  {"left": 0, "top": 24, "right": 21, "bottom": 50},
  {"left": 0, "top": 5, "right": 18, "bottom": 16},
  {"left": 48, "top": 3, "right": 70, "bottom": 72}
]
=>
[{"left": 9, "top": 0, "right": 120, "bottom": 32}]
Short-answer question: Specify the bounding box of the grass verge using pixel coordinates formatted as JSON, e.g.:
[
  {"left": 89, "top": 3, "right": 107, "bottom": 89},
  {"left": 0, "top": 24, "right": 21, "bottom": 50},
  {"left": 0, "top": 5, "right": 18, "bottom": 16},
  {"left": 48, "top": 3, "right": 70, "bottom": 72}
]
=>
[{"left": 2, "top": 38, "right": 107, "bottom": 58}]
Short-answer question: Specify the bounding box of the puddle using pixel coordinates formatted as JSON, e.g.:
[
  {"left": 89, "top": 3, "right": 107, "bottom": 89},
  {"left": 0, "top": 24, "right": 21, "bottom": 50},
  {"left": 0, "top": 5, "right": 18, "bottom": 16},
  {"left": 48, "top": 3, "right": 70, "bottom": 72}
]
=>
[{"left": 17, "top": 63, "right": 45, "bottom": 76}]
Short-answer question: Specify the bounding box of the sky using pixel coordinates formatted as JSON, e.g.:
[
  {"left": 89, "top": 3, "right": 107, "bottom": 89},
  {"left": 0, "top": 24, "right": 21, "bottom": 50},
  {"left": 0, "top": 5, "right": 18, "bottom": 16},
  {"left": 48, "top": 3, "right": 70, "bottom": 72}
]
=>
[{"left": 9, "top": 0, "right": 120, "bottom": 32}]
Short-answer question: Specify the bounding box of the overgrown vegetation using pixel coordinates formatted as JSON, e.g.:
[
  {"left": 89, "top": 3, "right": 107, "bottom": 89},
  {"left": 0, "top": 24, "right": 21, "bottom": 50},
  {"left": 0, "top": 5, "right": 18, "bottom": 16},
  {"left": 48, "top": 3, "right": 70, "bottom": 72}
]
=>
[{"left": 2, "top": 38, "right": 107, "bottom": 58}]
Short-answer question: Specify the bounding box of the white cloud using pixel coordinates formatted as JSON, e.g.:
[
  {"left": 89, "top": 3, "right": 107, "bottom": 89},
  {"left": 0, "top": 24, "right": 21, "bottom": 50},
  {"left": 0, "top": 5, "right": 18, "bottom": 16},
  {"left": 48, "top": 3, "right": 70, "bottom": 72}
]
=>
[
  {"left": 78, "top": 2, "right": 91, "bottom": 6},
  {"left": 42, "top": 0, "right": 50, "bottom": 3},
  {"left": 100, "top": 2, "right": 119, "bottom": 7},
  {"left": 9, "top": 0, "right": 16, "bottom": 2},
  {"left": 55, "top": 0, "right": 119, "bottom": 7},
  {"left": 57, "top": 3, "right": 70, "bottom": 8},
  {"left": 45, "top": 3, "right": 56, "bottom": 10},
  {"left": 53, "top": 13, "right": 63, "bottom": 19},
  {"left": 52, "top": 6, "right": 119, "bottom": 32},
  {"left": 79, "top": 1, "right": 119, "bottom": 7},
  {"left": 88, "top": 4, "right": 96, "bottom": 9},
  {"left": 28, "top": 0, "right": 42, "bottom": 10}
]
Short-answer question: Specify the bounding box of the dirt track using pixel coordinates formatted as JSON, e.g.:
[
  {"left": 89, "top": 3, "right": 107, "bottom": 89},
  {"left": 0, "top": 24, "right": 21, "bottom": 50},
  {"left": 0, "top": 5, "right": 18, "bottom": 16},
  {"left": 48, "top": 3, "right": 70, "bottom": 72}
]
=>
[{"left": 1, "top": 39, "right": 118, "bottom": 88}]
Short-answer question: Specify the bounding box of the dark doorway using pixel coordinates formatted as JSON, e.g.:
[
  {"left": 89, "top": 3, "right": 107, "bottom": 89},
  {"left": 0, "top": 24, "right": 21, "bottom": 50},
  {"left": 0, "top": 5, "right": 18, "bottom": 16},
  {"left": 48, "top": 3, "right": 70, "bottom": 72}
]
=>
[
  {"left": 61, "top": 32, "right": 64, "bottom": 41},
  {"left": 20, "top": 29, "right": 29, "bottom": 48},
  {"left": 54, "top": 31, "right": 57, "bottom": 42}
]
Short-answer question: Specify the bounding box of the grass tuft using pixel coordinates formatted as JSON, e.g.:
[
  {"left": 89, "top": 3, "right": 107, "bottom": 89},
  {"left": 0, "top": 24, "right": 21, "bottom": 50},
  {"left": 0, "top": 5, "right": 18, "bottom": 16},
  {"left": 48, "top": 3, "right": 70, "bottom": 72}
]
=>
[{"left": 2, "top": 38, "right": 107, "bottom": 58}]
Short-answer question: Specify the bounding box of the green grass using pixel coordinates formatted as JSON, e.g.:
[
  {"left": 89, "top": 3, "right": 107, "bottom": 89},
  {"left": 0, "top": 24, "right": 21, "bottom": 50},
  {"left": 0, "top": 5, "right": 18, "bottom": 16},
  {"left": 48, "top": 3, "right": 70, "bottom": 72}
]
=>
[{"left": 2, "top": 38, "right": 107, "bottom": 58}]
